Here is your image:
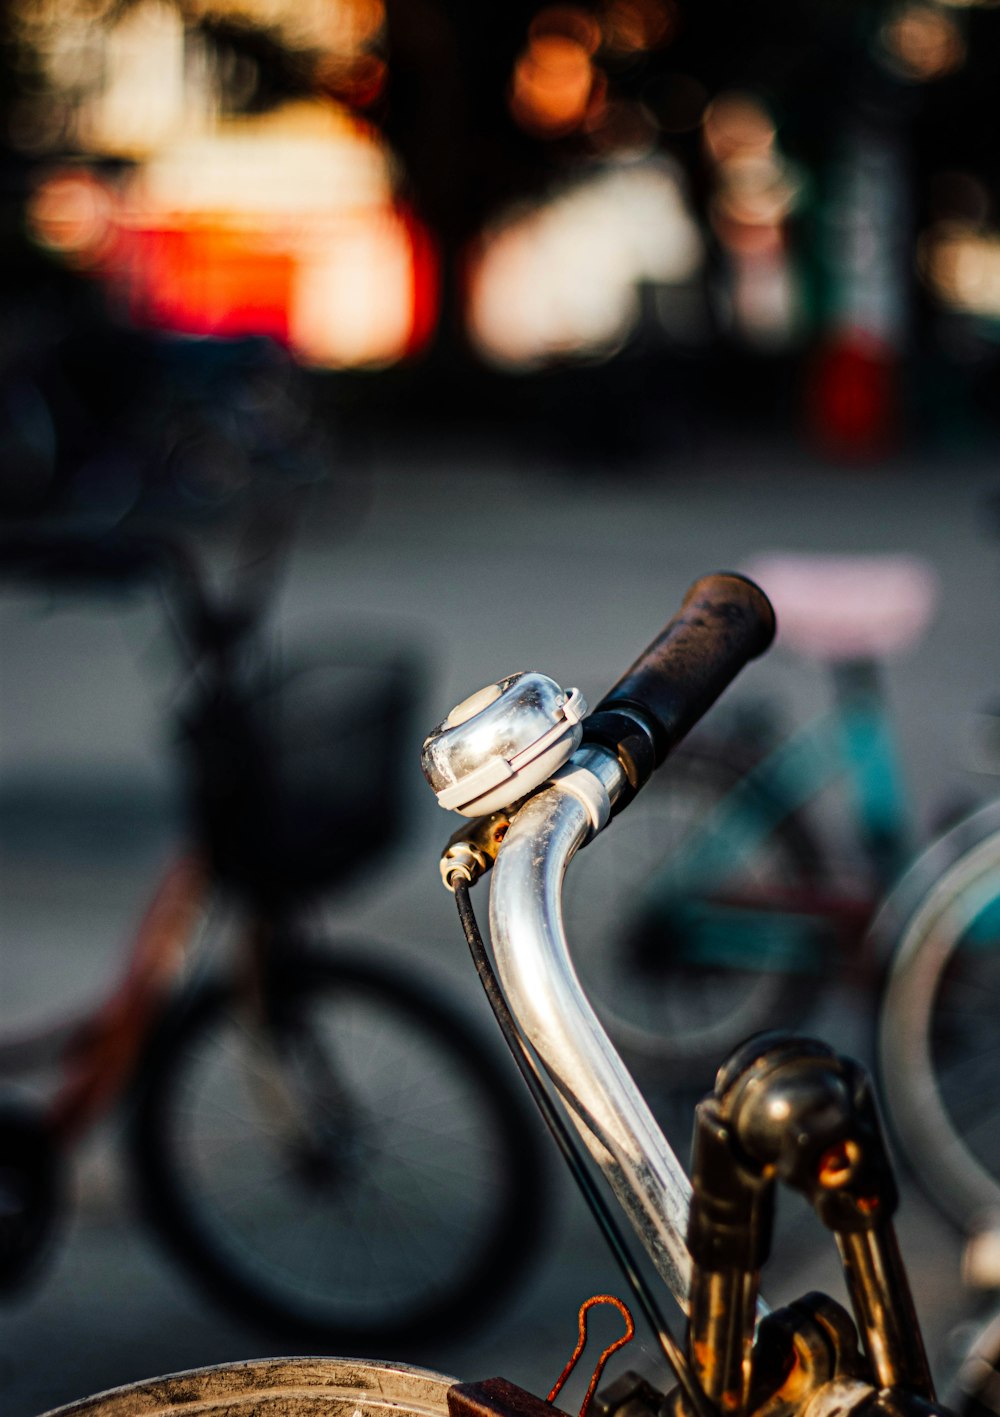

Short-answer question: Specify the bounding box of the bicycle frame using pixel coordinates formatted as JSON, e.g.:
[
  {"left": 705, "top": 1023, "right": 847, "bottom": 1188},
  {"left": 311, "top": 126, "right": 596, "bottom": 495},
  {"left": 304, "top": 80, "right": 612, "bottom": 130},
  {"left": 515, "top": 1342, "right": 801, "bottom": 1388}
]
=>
[
  {"left": 0, "top": 525, "right": 276, "bottom": 1164},
  {"left": 0, "top": 855, "right": 206, "bottom": 1144},
  {"left": 47, "top": 855, "right": 207, "bottom": 1141},
  {"left": 0, "top": 520, "right": 291, "bottom": 1146},
  {"left": 627, "top": 658, "right": 915, "bottom": 982}
]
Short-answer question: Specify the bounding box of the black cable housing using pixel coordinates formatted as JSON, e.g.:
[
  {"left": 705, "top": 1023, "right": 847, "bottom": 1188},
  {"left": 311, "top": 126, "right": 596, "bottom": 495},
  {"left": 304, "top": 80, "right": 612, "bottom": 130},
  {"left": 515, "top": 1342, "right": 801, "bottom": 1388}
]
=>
[{"left": 452, "top": 879, "right": 712, "bottom": 1417}]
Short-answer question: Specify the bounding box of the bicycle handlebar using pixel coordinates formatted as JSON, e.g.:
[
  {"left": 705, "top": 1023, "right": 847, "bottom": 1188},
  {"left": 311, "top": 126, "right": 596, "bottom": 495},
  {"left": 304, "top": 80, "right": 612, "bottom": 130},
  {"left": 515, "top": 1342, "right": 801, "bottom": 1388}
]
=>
[
  {"left": 424, "top": 573, "right": 776, "bottom": 1317},
  {"left": 583, "top": 573, "right": 776, "bottom": 805},
  {"left": 453, "top": 572, "right": 953, "bottom": 1417},
  {"left": 597, "top": 573, "right": 775, "bottom": 755}
]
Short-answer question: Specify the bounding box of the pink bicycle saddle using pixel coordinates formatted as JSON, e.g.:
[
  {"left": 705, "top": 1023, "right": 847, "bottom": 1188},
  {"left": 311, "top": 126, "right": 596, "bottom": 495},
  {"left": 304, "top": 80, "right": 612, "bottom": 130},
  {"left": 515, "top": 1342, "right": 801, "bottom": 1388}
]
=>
[{"left": 742, "top": 552, "right": 939, "bottom": 661}]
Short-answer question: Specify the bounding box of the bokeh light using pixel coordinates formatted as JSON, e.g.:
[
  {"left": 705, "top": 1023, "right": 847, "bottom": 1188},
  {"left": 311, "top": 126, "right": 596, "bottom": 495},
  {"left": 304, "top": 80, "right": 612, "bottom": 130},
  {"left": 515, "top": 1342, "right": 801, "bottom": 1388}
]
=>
[
  {"left": 921, "top": 223, "right": 1000, "bottom": 317},
  {"left": 701, "top": 91, "right": 801, "bottom": 347},
  {"left": 702, "top": 91, "right": 776, "bottom": 165},
  {"left": 13, "top": 0, "right": 433, "bottom": 369},
  {"left": 879, "top": 2, "right": 966, "bottom": 81},
  {"left": 118, "top": 102, "right": 434, "bottom": 366},
  {"left": 509, "top": 8, "right": 602, "bottom": 139},
  {"left": 602, "top": 0, "right": 677, "bottom": 54},
  {"left": 466, "top": 157, "right": 703, "bottom": 367},
  {"left": 27, "top": 169, "right": 118, "bottom": 269}
]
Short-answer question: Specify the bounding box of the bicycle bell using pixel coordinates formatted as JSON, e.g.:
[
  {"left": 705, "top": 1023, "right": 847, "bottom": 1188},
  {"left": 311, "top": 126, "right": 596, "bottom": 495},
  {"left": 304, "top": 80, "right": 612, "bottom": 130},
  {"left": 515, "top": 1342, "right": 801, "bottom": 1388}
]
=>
[{"left": 421, "top": 671, "right": 587, "bottom": 816}]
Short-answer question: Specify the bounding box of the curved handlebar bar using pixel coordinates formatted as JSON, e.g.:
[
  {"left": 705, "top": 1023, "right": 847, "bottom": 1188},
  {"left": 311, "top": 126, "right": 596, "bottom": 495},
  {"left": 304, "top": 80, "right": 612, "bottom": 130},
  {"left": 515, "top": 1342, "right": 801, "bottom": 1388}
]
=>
[
  {"left": 466, "top": 574, "right": 944, "bottom": 1417},
  {"left": 490, "top": 751, "right": 696, "bottom": 1305},
  {"left": 473, "top": 574, "right": 776, "bottom": 1312}
]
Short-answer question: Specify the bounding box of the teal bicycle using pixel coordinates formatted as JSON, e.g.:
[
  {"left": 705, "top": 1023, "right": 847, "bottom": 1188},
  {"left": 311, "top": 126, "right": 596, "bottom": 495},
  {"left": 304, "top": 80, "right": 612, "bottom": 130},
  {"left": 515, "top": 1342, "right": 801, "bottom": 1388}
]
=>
[{"left": 566, "top": 552, "right": 1000, "bottom": 1238}]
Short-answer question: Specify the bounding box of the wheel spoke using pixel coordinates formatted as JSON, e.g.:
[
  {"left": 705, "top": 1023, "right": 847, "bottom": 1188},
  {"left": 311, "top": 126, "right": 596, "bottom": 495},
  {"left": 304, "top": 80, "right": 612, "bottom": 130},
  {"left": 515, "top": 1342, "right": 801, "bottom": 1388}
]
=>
[{"left": 134, "top": 961, "right": 536, "bottom": 1341}]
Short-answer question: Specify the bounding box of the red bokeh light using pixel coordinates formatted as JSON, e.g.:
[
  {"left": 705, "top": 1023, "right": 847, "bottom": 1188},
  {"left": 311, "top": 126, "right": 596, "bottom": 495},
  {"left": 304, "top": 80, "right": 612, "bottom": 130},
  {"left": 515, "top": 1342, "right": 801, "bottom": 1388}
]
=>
[{"left": 805, "top": 332, "right": 901, "bottom": 459}]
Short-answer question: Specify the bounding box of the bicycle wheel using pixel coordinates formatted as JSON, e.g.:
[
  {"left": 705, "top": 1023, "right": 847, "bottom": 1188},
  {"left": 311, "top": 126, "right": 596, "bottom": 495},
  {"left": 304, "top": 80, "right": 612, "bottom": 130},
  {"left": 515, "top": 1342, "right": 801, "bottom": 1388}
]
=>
[
  {"left": 950, "top": 1306, "right": 1000, "bottom": 1417},
  {"left": 877, "top": 801, "right": 1000, "bottom": 1231},
  {"left": 44, "top": 1356, "right": 456, "bottom": 1417},
  {"left": 565, "top": 743, "right": 827, "bottom": 1085},
  {"left": 130, "top": 951, "right": 545, "bottom": 1347}
]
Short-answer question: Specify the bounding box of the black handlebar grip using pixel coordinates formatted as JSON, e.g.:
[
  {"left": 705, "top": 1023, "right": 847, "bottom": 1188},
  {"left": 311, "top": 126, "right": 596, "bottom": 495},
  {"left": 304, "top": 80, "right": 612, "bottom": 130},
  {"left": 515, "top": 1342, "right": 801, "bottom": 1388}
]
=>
[{"left": 583, "top": 573, "right": 775, "bottom": 803}]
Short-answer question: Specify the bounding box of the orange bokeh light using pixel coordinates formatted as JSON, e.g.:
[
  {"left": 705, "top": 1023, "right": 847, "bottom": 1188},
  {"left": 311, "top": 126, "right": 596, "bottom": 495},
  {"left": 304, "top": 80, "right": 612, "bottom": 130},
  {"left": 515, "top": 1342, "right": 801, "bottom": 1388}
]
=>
[
  {"left": 529, "top": 5, "right": 603, "bottom": 53},
  {"left": 318, "top": 51, "right": 388, "bottom": 109},
  {"left": 116, "top": 207, "right": 438, "bottom": 367},
  {"left": 711, "top": 156, "right": 800, "bottom": 255},
  {"left": 881, "top": 3, "right": 966, "bottom": 80},
  {"left": 30, "top": 103, "right": 440, "bottom": 369},
  {"left": 28, "top": 170, "right": 119, "bottom": 268},
  {"left": 602, "top": 0, "right": 676, "bottom": 54},
  {"left": 122, "top": 224, "right": 295, "bottom": 343},
  {"left": 920, "top": 223, "right": 1000, "bottom": 316},
  {"left": 510, "top": 33, "right": 597, "bottom": 137}
]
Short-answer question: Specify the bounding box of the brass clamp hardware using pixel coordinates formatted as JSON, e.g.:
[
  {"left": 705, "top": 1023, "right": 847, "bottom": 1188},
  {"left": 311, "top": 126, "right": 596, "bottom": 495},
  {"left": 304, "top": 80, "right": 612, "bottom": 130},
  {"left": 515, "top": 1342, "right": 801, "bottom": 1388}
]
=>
[
  {"left": 685, "top": 1033, "right": 935, "bottom": 1417},
  {"left": 439, "top": 811, "right": 512, "bottom": 891}
]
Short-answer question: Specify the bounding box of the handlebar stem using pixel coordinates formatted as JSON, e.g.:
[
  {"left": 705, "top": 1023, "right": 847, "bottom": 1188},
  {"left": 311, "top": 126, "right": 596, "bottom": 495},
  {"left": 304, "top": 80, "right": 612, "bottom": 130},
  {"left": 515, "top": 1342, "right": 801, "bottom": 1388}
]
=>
[{"left": 695, "top": 1036, "right": 935, "bottom": 1404}]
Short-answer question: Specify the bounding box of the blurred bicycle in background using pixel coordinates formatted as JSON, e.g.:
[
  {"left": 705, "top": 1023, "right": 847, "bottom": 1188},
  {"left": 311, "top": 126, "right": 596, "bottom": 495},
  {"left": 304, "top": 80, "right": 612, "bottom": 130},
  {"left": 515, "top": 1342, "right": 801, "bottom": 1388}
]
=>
[
  {"left": 566, "top": 549, "right": 1000, "bottom": 1273},
  {"left": 0, "top": 519, "right": 546, "bottom": 1349}
]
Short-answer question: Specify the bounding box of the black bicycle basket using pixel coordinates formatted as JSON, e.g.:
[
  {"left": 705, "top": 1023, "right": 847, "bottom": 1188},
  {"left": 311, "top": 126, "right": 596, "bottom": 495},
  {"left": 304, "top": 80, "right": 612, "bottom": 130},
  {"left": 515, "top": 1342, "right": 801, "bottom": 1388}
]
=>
[{"left": 179, "top": 648, "right": 419, "bottom": 904}]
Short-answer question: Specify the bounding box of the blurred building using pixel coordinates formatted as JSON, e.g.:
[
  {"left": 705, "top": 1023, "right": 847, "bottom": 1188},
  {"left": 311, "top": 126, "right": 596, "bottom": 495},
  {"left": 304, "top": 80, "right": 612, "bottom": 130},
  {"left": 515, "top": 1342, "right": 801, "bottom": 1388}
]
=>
[{"left": 3, "top": 0, "right": 1000, "bottom": 483}]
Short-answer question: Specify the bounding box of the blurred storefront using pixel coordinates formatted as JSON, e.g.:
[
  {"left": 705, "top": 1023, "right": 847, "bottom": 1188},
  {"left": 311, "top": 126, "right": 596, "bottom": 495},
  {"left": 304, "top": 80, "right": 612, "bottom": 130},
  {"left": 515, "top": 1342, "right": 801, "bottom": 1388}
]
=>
[{"left": 3, "top": 0, "right": 1000, "bottom": 494}]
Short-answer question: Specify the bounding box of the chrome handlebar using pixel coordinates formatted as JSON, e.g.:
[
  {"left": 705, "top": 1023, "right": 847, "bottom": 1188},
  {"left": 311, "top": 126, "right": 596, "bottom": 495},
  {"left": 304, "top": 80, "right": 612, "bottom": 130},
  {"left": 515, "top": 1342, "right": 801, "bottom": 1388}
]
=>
[
  {"left": 422, "top": 573, "right": 778, "bottom": 1314},
  {"left": 487, "top": 743, "right": 695, "bottom": 1309}
]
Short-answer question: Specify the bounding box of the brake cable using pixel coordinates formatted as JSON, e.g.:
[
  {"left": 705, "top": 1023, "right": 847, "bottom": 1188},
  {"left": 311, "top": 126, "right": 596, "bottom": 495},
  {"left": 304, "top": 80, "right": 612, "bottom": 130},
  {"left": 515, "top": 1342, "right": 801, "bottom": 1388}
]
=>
[{"left": 452, "top": 879, "right": 713, "bottom": 1417}]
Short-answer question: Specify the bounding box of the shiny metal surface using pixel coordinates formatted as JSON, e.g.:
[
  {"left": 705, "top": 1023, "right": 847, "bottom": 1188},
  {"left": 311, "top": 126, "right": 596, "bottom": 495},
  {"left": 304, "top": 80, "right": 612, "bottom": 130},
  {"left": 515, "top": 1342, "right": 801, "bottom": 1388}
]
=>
[
  {"left": 688, "top": 1266, "right": 759, "bottom": 1411},
  {"left": 40, "top": 1357, "right": 457, "bottom": 1417},
  {"left": 836, "top": 1227, "right": 936, "bottom": 1399},
  {"left": 421, "top": 671, "right": 586, "bottom": 815},
  {"left": 488, "top": 746, "right": 695, "bottom": 1311}
]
